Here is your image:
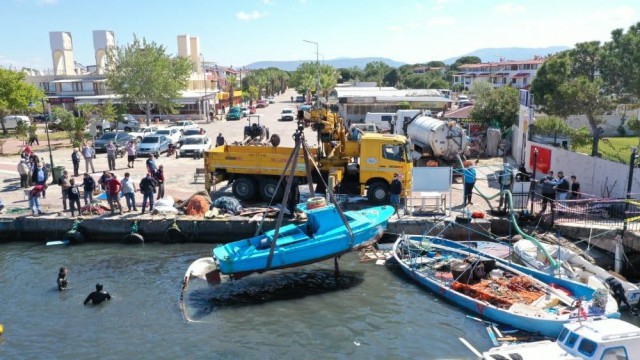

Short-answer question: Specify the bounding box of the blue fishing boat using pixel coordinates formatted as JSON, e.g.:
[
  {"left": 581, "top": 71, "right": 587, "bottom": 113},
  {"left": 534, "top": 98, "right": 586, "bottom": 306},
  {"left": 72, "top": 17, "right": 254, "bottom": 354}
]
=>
[
  {"left": 393, "top": 236, "right": 620, "bottom": 338},
  {"left": 404, "top": 234, "right": 620, "bottom": 314},
  {"left": 213, "top": 200, "right": 394, "bottom": 275}
]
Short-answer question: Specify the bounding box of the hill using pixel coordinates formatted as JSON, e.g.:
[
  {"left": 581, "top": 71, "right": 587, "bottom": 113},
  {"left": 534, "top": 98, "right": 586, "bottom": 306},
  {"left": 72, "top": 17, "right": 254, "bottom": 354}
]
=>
[
  {"left": 245, "top": 57, "right": 406, "bottom": 71},
  {"left": 443, "top": 46, "right": 570, "bottom": 64}
]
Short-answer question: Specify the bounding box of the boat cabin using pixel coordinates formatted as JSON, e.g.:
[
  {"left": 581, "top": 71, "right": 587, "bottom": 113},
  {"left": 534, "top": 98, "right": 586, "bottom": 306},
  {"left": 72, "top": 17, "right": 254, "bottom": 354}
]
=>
[{"left": 556, "top": 318, "right": 640, "bottom": 359}]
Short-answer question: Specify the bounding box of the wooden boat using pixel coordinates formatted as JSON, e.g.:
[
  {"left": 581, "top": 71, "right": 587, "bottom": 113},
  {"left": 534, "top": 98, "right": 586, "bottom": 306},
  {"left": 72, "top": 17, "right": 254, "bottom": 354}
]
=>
[
  {"left": 407, "top": 235, "right": 619, "bottom": 312},
  {"left": 393, "top": 236, "right": 620, "bottom": 338},
  {"left": 213, "top": 200, "right": 394, "bottom": 275},
  {"left": 512, "top": 239, "right": 640, "bottom": 307},
  {"left": 483, "top": 317, "right": 640, "bottom": 360}
]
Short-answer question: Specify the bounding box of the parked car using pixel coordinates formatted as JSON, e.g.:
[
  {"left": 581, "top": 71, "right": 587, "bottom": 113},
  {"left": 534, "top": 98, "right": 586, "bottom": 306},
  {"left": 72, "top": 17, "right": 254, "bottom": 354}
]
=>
[
  {"left": 179, "top": 128, "right": 205, "bottom": 144},
  {"left": 168, "top": 120, "right": 198, "bottom": 132},
  {"left": 256, "top": 99, "right": 268, "bottom": 108},
  {"left": 280, "top": 109, "right": 295, "bottom": 121},
  {"left": 226, "top": 106, "right": 242, "bottom": 120},
  {"left": 136, "top": 135, "right": 171, "bottom": 157},
  {"left": 47, "top": 118, "right": 65, "bottom": 131},
  {"left": 241, "top": 106, "right": 250, "bottom": 117},
  {"left": 249, "top": 106, "right": 257, "bottom": 114},
  {"left": 93, "top": 131, "right": 132, "bottom": 153},
  {"left": 267, "top": 96, "right": 276, "bottom": 104},
  {"left": 2, "top": 115, "right": 31, "bottom": 131},
  {"left": 90, "top": 118, "right": 114, "bottom": 133},
  {"left": 177, "top": 135, "right": 211, "bottom": 159},
  {"left": 114, "top": 114, "right": 140, "bottom": 132},
  {"left": 295, "top": 95, "right": 305, "bottom": 103},
  {"left": 128, "top": 126, "right": 159, "bottom": 141},
  {"left": 154, "top": 128, "right": 181, "bottom": 144}
]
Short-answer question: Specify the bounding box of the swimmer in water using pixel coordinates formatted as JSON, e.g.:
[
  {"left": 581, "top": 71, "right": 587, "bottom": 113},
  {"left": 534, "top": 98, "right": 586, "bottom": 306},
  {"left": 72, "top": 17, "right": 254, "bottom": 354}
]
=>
[
  {"left": 83, "top": 283, "right": 111, "bottom": 305},
  {"left": 57, "top": 267, "right": 69, "bottom": 291}
]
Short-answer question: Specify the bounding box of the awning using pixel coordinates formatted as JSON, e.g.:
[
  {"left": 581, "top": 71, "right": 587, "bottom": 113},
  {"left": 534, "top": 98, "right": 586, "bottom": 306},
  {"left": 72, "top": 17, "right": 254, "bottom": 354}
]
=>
[
  {"left": 476, "top": 73, "right": 490, "bottom": 77},
  {"left": 512, "top": 73, "right": 530, "bottom": 78}
]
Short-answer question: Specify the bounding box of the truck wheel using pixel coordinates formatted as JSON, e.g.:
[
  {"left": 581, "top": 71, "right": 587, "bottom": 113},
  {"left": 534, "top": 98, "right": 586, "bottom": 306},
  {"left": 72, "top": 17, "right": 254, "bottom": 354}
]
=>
[
  {"left": 269, "top": 134, "right": 281, "bottom": 147},
  {"left": 367, "top": 181, "right": 389, "bottom": 205},
  {"left": 232, "top": 176, "right": 257, "bottom": 201},
  {"left": 260, "top": 178, "right": 284, "bottom": 202}
]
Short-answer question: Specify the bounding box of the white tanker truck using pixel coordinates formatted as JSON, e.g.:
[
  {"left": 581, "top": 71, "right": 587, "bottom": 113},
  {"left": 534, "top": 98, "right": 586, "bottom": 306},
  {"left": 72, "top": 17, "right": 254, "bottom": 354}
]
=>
[{"left": 391, "top": 110, "right": 468, "bottom": 165}]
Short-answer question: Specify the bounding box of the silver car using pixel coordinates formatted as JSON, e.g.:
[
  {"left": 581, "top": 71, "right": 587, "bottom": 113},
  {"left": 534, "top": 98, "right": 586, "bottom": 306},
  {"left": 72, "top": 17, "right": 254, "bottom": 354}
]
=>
[{"left": 135, "top": 135, "right": 171, "bottom": 157}]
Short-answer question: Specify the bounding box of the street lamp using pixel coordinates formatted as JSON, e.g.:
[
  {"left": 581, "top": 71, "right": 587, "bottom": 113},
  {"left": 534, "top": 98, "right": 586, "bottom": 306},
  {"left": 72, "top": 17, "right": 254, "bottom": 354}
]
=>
[
  {"left": 303, "top": 39, "right": 320, "bottom": 104},
  {"left": 200, "top": 53, "right": 208, "bottom": 122}
]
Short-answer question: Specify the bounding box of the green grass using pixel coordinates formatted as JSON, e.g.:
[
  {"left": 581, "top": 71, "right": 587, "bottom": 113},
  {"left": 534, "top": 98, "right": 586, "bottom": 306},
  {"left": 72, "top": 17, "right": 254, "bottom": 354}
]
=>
[{"left": 573, "top": 137, "right": 640, "bottom": 164}]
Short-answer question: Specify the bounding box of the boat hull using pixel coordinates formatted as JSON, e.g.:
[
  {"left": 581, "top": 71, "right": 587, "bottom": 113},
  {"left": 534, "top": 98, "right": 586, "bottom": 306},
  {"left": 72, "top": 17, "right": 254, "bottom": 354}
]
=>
[
  {"left": 394, "top": 237, "right": 619, "bottom": 338},
  {"left": 214, "top": 205, "right": 394, "bottom": 274}
]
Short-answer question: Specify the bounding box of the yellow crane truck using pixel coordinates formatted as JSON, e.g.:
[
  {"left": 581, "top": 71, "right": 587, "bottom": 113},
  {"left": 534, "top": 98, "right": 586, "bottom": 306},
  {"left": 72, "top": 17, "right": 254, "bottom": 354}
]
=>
[{"left": 203, "top": 107, "right": 412, "bottom": 204}]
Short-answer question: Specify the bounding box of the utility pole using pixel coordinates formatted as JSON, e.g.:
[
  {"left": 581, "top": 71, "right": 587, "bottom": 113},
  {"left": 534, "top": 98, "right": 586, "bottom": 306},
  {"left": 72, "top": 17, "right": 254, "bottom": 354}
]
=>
[{"left": 622, "top": 147, "right": 638, "bottom": 235}]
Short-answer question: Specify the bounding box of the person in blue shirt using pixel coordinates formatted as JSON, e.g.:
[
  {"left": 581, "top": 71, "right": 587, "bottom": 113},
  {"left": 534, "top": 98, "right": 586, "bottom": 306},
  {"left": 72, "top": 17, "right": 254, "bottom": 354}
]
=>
[
  {"left": 389, "top": 173, "right": 403, "bottom": 218},
  {"left": 463, "top": 161, "right": 477, "bottom": 206}
]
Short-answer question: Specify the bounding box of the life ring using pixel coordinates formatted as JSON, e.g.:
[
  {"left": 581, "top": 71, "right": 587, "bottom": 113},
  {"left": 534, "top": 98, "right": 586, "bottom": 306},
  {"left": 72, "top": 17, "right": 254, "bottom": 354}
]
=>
[
  {"left": 123, "top": 233, "right": 144, "bottom": 245},
  {"left": 307, "top": 197, "right": 326, "bottom": 210}
]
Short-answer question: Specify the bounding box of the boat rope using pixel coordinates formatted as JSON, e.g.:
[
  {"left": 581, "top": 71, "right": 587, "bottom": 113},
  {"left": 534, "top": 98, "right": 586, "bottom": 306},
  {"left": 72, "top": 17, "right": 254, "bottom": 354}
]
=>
[{"left": 455, "top": 155, "right": 560, "bottom": 269}]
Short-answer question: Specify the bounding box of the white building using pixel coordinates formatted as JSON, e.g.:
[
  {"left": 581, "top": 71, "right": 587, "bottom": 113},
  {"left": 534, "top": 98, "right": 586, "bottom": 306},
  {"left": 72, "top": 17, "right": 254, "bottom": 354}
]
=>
[{"left": 452, "top": 57, "right": 546, "bottom": 90}]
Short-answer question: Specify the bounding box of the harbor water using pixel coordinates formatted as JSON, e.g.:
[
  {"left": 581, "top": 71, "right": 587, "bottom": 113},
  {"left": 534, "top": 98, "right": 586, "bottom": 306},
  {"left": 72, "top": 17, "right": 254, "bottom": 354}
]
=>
[{"left": 0, "top": 242, "right": 638, "bottom": 359}]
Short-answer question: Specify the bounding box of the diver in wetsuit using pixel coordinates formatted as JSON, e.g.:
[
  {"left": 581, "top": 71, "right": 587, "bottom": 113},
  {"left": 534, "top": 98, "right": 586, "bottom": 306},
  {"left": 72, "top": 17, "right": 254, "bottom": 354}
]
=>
[
  {"left": 83, "top": 283, "right": 111, "bottom": 305},
  {"left": 57, "top": 267, "right": 68, "bottom": 291},
  {"left": 605, "top": 277, "right": 631, "bottom": 309}
]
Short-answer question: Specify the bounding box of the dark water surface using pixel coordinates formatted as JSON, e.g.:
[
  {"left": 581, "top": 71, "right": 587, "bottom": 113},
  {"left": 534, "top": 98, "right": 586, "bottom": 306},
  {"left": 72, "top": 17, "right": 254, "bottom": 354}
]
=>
[{"left": 0, "top": 242, "right": 637, "bottom": 360}]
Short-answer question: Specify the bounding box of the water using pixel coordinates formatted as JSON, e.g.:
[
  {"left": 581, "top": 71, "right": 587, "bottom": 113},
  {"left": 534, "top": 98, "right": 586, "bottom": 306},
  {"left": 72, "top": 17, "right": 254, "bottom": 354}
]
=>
[{"left": 0, "top": 243, "right": 638, "bottom": 360}]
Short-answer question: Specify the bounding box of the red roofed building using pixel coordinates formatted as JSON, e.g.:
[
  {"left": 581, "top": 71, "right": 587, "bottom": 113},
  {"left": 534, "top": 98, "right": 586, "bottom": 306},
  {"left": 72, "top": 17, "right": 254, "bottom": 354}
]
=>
[{"left": 452, "top": 56, "right": 547, "bottom": 90}]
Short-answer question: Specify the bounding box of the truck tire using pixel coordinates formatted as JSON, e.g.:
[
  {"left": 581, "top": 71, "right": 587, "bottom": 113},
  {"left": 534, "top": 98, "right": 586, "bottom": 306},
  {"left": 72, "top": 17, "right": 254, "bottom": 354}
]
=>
[
  {"left": 260, "top": 178, "right": 284, "bottom": 202},
  {"left": 367, "top": 181, "right": 389, "bottom": 205},
  {"left": 270, "top": 134, "right": 281, "bottom": 147},
  {"left": 232, "top": 176, "right": 257, "bottom": 201}
]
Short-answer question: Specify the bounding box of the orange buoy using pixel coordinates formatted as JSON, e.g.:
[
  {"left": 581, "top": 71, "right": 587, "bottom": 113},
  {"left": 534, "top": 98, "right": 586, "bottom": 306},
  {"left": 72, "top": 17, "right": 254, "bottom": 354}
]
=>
[{"left": 307, "top": 197, "right": 327, "bottom": 210}]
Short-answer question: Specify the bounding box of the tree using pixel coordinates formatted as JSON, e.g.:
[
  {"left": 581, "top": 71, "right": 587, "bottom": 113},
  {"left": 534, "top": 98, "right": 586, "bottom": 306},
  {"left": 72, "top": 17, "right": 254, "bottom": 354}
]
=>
[
  {"left": 530, "top": 53, "right": 572, "bottom": 117},
  {"left": 226, "top": 74, "right": 238, "bottom": 107},
  {"left": 52, "top": 107, "right": 85, "bottom": 146},
  {"left": 451, "top": 56, "right": 482, "bottom": 70},
  {"left": 15, "top": 120, "right": 29, "bottom": 145},
  {"left": 468, "top": 79, "right": 493, "bottom": 99},
  {"left": 337, "top": 66, "right": 364, "bottom": 83},
  {"left": 364, "top": 61, "right": 392, "bottom": 87},
  {"left": 427, "top": 61, "right": 447, "bottom": 68},
  {"left": 105, "top": 36, "right": 192, "bottom": 125},
  {"left": 601, "top": 22, "right": 640, "bottom": 101},
  {"left": 0, "top": 68, "right": 44, "bottom": 134},
  {"left": 530, "top": 116, "right": 572, "bottom": 145},
  {"left": 290, "top": 62, "right": 338, "bottom": 97},
  {"left": 470, "top": 86, "right": 519, "bottom": 132}
]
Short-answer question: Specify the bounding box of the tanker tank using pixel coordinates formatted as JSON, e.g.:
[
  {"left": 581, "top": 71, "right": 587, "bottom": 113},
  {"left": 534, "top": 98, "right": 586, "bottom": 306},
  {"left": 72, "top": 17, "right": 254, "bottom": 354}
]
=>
[{"left": 396, "top": 115, "right": 468, "bottom": 162}]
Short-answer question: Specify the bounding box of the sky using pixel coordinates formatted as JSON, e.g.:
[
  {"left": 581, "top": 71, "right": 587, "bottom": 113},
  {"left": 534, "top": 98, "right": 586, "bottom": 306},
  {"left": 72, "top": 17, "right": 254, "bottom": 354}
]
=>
[{"left": 1, "top": 0, "right": 639, "bottom": 71}]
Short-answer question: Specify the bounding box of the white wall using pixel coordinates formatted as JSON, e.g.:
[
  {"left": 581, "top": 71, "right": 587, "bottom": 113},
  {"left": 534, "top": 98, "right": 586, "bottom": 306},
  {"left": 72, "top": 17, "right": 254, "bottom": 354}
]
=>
[{"left": 522, "top": 140, "right": 640, "bottom": 199}]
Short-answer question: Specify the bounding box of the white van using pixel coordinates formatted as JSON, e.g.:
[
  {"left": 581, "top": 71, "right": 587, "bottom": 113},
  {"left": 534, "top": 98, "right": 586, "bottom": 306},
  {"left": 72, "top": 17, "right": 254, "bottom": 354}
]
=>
[
  {"left": 364, "top": 113, "right": 395, "bottom": 131},
  {"left": 3, "top": 115, "right": 31, "bottom": 130}
]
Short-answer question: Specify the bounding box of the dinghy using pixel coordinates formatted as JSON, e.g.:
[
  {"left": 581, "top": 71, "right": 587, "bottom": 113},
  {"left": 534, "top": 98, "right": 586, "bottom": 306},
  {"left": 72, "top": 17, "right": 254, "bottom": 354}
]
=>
[
  {"left": 213, "top": 200, "right": 394, "bottom": 275},
  {"left": 393, "top": 236, "right": 620, "bottom": 338}
]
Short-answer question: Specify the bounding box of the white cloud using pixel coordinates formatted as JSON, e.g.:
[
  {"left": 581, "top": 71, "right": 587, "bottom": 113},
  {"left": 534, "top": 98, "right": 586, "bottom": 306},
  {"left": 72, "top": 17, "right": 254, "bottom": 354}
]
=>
[
  {"left": 236, "top": 11, "right": 269, "bottom": 21},
  {"left": 427, "top": 16, "right": 456, "bottom": 27},
  {"left": 389, "top": 25, "right": 403, "bottom": 32},
  {"left": 494, "top": 3, "right": 526, "bottom": 14}
]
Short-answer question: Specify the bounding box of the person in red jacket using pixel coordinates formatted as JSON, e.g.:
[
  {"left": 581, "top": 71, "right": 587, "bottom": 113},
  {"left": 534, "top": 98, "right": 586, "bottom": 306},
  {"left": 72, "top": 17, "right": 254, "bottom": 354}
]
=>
[{"left": 106, "top": 172, "right": 123, "bottom": 215}]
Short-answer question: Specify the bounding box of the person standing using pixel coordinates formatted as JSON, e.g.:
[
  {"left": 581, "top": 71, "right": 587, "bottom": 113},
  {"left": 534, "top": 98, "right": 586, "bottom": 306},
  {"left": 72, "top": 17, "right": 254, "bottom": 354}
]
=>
[
  {"left": 539, "top": 171, "right": 557, "bottom": 213},
  {"left": 121, "top": 172, "right": 137, "bottom": 212},
  {"left": 29, "top": 183, "right": 47, "bottom": 216},
  {"left": 146, "top": 154, "right": 157, "bottom": 174},
  {"left": 139, "top": 172, "right": 158, "bottom": 214},
  {"left": 98, "top": 170, "right": 109, "bottom": 191},
  {"left": 81, "top": 142, "right": 95, "bottom": 173},
  {"left": 67, "top": 178, "right": 82, "bottom": 217},
  {"left": 80, "top": 173, "right": 96, "bottom": 206},
  {"left": 154, "top": 165, "right": 165, "bottom": 201},
  {"left": 32, "top": 163, "right": 48, "bottom": 198},
  {"left": 17, "top": 159, "right": 30, "bottom": 188},
  {"left": 28, "top": 126, "right": 39, "bottom": 146},
  {"left": 106, "top": 141, "right": 117, "bottom": 171},
  {"left": 462, "top": 160, "right": 477, "bottom": 206},
  {"left": 59, "top": 170, "right": 71, "bottom": 212},
  {"left": 389, "top": 173, "right": 403, "bottom": 219},
  {"left": 71, "top": 148, "right": 81, "bottom": 177},
  {"left": 126, "top": 141, "right": 136, "bottom": 168},
  {"left": 554, "top": 171, "right": 570, "bottom": 209},
  {"left": 83, "top": 283, "right": 111, "bottom": 305},
  {"left": 57, "top": 267, "right": 69, "bottom": 291},
  {"left": 216, "top": 133, "right": 225, "bottom": 147},
  {"left": 106, "top": 173, "right": 123, "bottom": 216},
  {"left": 570, "top": 175, "right": 581, "bottom": 200}
]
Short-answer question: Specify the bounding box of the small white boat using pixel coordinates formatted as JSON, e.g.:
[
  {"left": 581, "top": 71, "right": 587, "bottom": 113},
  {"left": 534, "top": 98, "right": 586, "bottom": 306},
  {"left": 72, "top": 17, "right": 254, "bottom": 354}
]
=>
[
  {"left": 483, "top": 317, "right": 640, "bottom": 360},
  {"left": 513, "top": 239, "right": 640, "bottom": 308}
]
